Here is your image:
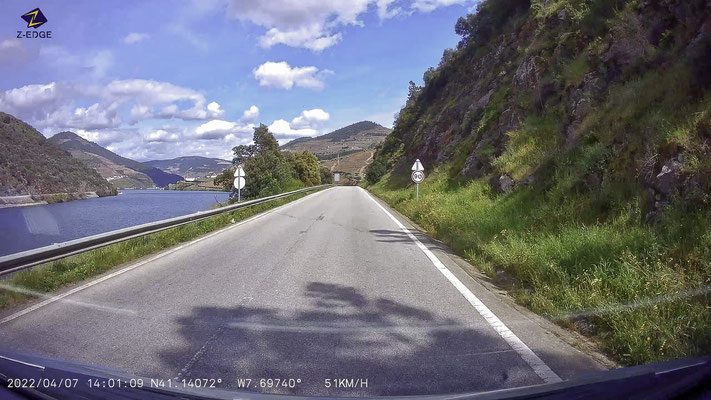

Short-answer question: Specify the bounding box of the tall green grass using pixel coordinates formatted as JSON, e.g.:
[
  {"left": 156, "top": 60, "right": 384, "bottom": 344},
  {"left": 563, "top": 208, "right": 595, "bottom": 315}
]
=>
[
  {"left": 368, "top": 170, "right": 710, "bottom": 365},
  {"left": 0, "top": 190, "right": 319, "bottom": 310}
]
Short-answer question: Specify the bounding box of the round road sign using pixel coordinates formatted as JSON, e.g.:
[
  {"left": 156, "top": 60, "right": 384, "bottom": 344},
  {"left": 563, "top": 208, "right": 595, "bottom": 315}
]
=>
[
  {"left": 233, "top": 177, "right": 246, "bottom": 190},
  {"left": 411, "top": 170, "right": 425, "bottom": 184}
]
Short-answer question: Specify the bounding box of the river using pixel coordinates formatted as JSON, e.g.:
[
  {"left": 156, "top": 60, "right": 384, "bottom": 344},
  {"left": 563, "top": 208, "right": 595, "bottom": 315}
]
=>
[{"left": 0, "top": 190, "right": 230, "bottom": 257}]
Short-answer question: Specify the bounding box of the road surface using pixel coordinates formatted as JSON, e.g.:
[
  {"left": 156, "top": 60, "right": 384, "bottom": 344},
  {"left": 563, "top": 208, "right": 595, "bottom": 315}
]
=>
[{"left": 0, "top": 186, "right": 604, "bottom": 396}]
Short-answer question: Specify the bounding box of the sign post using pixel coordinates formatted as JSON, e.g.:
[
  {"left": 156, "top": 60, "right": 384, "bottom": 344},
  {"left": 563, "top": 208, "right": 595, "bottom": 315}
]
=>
[
  {"left": 411, "top": 159, "right": 425, "bottom": 200},
  {"left": 233, "top": 165, "right": 246, "bottom": 202}
]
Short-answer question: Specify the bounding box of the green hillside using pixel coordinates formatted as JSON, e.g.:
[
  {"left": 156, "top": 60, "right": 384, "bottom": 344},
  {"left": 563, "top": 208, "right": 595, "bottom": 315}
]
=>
[
  {"left": 319, "top": 121, "right": 387, "bottom": 141},
  {"left": 281, "top": 121, "right": 391, "bottom": 158},
  {"left": 0, "top": 113, "right": 115, "bottom": 198},
  {"left": 367, "top": 0, "right": 711, "bottom": 365}
]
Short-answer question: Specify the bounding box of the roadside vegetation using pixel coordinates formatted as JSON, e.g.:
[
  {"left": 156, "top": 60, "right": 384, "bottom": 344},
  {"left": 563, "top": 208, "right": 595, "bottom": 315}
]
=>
[
  {"left": 366, "top": 0, "right": 711, "bottom": 366},
  {"left": 0, "top": 189, "right": 323, "bottom": 311},
  {"left": 214, "top": 124, "right": 333, "bottom": 197},
  {"left": 368, "top": 170, "right": 710, "bottom": 366}
]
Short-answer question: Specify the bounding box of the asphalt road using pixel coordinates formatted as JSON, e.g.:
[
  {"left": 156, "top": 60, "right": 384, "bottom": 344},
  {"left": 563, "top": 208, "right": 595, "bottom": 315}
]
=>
[{"left": 0, "top": 186, "right": 604, "bottom": 396}]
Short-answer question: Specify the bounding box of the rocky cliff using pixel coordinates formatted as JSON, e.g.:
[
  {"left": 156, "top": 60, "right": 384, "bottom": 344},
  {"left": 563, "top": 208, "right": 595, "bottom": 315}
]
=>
[{"left": 375, "top": 0, "right": 711, "bottom": 219}]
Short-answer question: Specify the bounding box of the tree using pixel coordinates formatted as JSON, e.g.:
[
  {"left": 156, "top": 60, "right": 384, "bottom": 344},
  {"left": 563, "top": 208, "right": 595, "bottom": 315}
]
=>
[
  {"left": 290, "top": 151, "right": 321, "bottom": 186},
  {"left": 320, "top": 166, "right": 333, "bottom": 184},
  {"left": 214, "top": 166, "right": 234, "bottom": 191},
  {"left": 252, "top": 123, "right": 280, "bottom": 154},
  {"left": 407, "top": 81, "right": 422, "bottom": 104},
  {"left": 454, "top": 0, "right": 531, "bottom": 49},
  {"left": 220, "top": 125, "right": 325, "bottom": 199},
  {"left": 243, "top": 145, "right": 298, "bottom": 198},
  {"left": 440, "top": 48, "right": 455, "bottom": 67},
  {"left": 231, "top": 144, "right": 254, "bottom": 165}
]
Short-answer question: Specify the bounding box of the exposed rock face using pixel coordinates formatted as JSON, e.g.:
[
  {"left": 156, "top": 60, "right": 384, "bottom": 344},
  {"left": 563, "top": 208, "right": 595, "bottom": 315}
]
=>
[
  {"left": 499, "top": 175, "right": 515, "bottom": 193},
  {"left": 375, "top": 0, "right": 711, "bottom": 220},
  {"left": 654, "top": 158, "right": 684, "bottom": 196}
]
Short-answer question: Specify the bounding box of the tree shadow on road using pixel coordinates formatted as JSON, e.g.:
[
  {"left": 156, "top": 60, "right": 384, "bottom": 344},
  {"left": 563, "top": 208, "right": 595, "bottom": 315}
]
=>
[{"left": 156, "top": 282, "right": 541, "bottom": 396}]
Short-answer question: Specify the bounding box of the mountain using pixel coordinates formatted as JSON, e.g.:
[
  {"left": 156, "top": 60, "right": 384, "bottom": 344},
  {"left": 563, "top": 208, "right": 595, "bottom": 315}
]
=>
[
  {"left": 49, "top": 132, "right": 183, "bottom": 188},
  {"left": 144, "top": 156, "right": 231, "bottom": 179},
  {"left": 281, "top": 121, "right": 391, "bottom": 159},
  {"left": 0, "top": 112, "right": 115, "bottom": 198}
]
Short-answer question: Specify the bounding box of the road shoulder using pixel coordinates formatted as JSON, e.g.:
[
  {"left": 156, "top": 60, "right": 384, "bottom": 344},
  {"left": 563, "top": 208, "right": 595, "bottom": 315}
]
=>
[{"left": 363, "top": 187, "right": 618, "bottom": 378}]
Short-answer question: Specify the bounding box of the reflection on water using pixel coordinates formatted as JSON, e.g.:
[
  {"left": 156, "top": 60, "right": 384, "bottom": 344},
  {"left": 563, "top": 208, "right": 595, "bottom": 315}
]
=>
[
  {"left": 21, "top": 206, "right": 60, "bottom": 236},
  {"left": 0, "top": 190, "right": 229, "bottom": 256}
]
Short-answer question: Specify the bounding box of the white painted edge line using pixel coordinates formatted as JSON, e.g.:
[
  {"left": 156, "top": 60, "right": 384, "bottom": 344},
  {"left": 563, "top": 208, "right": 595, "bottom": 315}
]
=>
[
  {"left": 0, "top": 355, "right": 45, "bottom": 370},
  {"left": 361, "top": 187, "right": 562, "bottom": 384},
  {"left": 0, "top": 189, "right": 330, "bottom": 326}
]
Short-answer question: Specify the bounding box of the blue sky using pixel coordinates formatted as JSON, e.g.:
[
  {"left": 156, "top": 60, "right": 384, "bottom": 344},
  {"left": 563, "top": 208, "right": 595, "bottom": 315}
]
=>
[{"left": 0, "top": 0, "right": 476, "bottom": 160}]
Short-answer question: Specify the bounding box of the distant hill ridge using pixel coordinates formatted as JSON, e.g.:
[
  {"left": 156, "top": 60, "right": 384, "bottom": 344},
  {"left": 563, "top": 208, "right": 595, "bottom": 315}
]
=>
[
  {"left": 0, "top": 112, "right": 115, "bottom": 197},
  {"left": 144, "top": 156, "right": 231, "bottom": 179},
  {"left": 49, "top": 131, "right": 183, "bottom": 188},
  {"left": 281, "top": 120, "right": 391, "bottom": 158},
  {"left": 319, "top": 121, "right": 385, "bottom": 141}
]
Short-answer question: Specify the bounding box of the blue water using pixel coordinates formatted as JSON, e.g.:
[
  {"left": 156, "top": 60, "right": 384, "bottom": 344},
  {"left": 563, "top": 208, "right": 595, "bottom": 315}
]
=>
[{"left": 0, "top": 190, "right": 229, "bottom": 257}]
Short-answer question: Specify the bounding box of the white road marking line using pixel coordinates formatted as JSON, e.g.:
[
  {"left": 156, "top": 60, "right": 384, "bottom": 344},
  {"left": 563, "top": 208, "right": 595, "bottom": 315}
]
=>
[
  {"left": 361, "top": 188, "right": 562, "bottom": 384},
  {"left": 0, "top": 355, "right": 45, "bottom": 370},
  {"left": 0, "top": 283, "right": 137, "bottom": 316},
  {"left": 0, "top": 189, "right": 330, "bottom": 326}
]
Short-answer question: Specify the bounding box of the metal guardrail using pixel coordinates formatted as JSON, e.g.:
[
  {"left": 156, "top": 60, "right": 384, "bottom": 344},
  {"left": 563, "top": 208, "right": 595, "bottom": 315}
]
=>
[{"left": 0, "top": 185, "right": 332, "bottom": 276}]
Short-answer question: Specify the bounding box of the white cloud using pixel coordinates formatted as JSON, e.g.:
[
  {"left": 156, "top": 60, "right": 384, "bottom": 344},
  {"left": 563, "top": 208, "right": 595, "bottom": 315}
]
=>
[
  {"left": 0, "top": 79, "right": 225, "bottom": 132},
  {"left": 0, "top": 82, "right": 60, "bottom": 109},
  {"left": 253, "top": 61, "right": 332, "bottom": 90},
  {"left": 123, "top": 33, "right": 150, "bottom": 45},
  {"left": 268, "top": 119, "right": 318, "bottom": 139},
  {"left": 259, "top": 27, "right": 342, "bottom": 52},
  {"left": 105, "top": 79, "right": 205, "bottom": 106},
  {"left": 411, "top": 0, "right": 470, "bottom": 12},
  {"left": 242, "top": 105, "right": 259, "bottom": 122},
  {"left": 291, "top": 108, "right": 330, "bottom": 129},
  {"left": 195, "top": 120, "right": 236, "bottom": 137},
  {"left": 73, "top": 128, "right": 132, "bottom": 146},
  {"left": 144, "top": 129, "right": 180, "bottom": 143},
  {"left": 227, "top": 0, "right": 369, "bottom": 51},
  {"left": 67, "top": 102, "right": 122, "bottom": 130},
  {"left": 224, "top": 0, "right": 473, "bottom": 50},
  {"left": 376, "top": 0, "right": 403, "bottom": 18},
  {"left": 192, "top": 119, "right": 254, "bottom": 140},
  {"left": 267, "top": 108, "right": 331, "bottom": 140}
]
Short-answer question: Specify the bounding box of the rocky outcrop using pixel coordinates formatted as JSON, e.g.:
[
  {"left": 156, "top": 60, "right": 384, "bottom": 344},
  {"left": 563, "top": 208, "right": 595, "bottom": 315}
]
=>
[{"left": 376, "top": 0, "right": 711, "bottom": 219}]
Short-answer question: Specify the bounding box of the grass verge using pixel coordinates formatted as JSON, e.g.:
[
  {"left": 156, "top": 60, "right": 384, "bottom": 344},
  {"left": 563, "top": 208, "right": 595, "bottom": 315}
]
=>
[
  {"left": 367, "top": 170, "right": 710, "bottom": 366},
  {"left": 0, "top": 189, "right": 321, "bottom": 310}
]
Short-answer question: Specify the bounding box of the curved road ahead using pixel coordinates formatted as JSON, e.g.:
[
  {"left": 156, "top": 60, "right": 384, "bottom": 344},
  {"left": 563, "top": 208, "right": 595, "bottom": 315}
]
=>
[{"left": 0, "top": 186, "right": 603, "bottom": 396}]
